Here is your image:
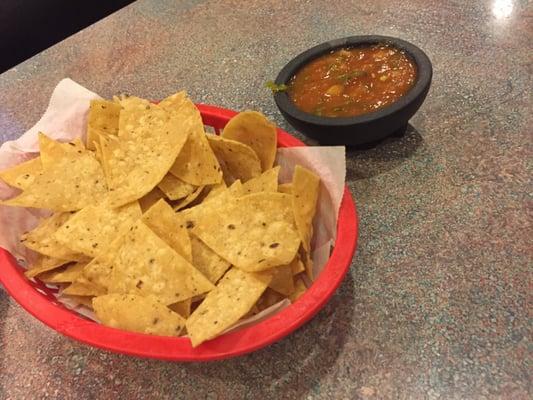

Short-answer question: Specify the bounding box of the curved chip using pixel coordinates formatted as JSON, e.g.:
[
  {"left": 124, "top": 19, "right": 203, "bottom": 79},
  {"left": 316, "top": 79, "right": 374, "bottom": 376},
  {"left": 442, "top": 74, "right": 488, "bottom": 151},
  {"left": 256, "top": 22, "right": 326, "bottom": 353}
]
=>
[
  {"left": 207, "top": 135, "right": 261, "bottom": 183},
  {"left": 0, "top": 157, "right": 42, "bottom": 190},
  {"left": 221, "top": 111, "right": 277, "bottom": 171}
]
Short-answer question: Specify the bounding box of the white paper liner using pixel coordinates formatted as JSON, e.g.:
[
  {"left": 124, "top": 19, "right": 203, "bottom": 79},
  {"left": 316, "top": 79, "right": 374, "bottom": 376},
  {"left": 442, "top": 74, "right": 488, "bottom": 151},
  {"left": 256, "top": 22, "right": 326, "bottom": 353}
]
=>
[{"left": 0, "top": 79, "right": 347, "bottom": 336}]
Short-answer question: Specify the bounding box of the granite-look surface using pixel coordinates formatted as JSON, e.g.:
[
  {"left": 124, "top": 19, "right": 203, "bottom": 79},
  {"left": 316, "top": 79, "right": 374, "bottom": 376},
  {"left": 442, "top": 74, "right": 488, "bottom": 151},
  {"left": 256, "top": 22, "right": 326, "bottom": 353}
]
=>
[{"left": 0, "top": 0, "right": 531, "bottom": 399}]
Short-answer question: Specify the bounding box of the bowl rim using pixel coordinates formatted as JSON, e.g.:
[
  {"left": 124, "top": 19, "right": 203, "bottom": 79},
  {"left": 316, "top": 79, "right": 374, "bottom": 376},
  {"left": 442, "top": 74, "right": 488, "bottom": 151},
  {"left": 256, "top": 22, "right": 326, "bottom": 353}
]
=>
[
  {"left": 273, "top": 35, "right": 433, "bottom": 126},
  {"left": 0, "top": 104, "right": 358, "bottom": 362}
]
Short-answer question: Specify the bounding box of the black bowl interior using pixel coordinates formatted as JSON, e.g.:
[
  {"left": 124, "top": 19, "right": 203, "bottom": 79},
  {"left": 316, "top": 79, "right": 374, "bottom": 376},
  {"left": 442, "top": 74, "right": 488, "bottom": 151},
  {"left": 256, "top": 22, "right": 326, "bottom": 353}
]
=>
[{"left": 274, "top": 35, "right": 432, "bottom": 128}]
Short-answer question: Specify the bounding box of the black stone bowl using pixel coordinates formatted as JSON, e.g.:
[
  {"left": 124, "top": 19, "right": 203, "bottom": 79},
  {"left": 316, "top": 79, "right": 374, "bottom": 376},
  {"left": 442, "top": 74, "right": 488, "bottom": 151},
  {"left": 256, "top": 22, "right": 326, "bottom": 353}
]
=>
[{"left": 273, "top": 35, "right": 432, "bottom": 145}]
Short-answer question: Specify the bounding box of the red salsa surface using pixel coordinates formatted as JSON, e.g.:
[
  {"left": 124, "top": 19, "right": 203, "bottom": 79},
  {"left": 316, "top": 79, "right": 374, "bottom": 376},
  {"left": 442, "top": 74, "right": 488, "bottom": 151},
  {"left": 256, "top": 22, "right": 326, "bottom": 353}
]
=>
[{"left": 288, "top": 45, "right": 417, "bottom": 118}]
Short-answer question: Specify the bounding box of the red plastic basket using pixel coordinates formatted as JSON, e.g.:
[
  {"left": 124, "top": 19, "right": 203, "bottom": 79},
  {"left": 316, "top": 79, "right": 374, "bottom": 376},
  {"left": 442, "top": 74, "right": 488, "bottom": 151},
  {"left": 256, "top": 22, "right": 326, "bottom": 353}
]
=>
[{"left": 0, "top": 104, "right": 358, "bottom": 361}]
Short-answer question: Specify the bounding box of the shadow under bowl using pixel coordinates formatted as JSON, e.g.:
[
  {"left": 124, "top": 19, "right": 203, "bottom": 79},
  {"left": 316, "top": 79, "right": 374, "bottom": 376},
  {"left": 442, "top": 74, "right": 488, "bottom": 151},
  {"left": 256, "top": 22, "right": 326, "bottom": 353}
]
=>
[{"left": 273, "top": 35, "right": 433, "bottom": 146}]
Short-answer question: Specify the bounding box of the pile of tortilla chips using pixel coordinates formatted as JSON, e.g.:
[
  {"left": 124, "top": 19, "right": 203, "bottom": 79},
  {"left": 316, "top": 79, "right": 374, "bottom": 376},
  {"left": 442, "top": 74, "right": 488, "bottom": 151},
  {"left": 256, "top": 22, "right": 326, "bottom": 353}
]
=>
[{"left": 0, "top": 92, "right": 320, "bottom": 347}]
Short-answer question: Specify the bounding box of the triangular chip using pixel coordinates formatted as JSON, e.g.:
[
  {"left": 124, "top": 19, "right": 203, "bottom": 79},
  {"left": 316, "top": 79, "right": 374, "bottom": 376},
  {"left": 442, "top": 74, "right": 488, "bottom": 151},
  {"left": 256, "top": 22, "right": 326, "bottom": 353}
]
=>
[
  {"left": 292, "top": 165, "right": 320, "bottom": 254},
  {"left": 207, "top": 135, "right": 261, "bottom": 183},
  {"left": 93, "top": 294, "right": 186, "bottom": 336},
  {"left": 86, "top": 100, "right": 121, "bottom": 150},
  {"left": 242, "top": 166, "right": 280, "bottom": 194},
  {"left": 221, "top": 111, "right": 277, "bottom": 171},
  {"left": 36, "top": 261, "right": 87, "bottom": 283},
  {"left": 186, "top": 268, "right": 271, "bottom": 347},
  {"left": 107, "top": 221, "right": 214, "bottom": 304},
  {"left": 38, "top": 133, "right": 85, "bottom": 169},
  {"left": 157, "top": 173, "right": 196, "bottom": 200},
  {"left": 268, "top": 263, "right": 294, "bottom": 296},
  {"left": 54, "top": 201, "right": 141, "bottom": 258},
  {"left": 190, "top": 236, "right": 231, "bottom": 284},
  {"left": 24, "top": 255, "right": 70, "bottom": 279},
  {"left": 202, "top": 180, "right": 227, "bottom": 203},
  {"left": 21, "top": 213, "right": 85, "bottom": 261},
  {"left": 0, "top": 157, "right": 42, "bottom": 190},
  {"left": 63, "top": 280, "right": 107, "bottom": 297},
  {"left": 141, "top": 199, "right": 192, "bottom": 262},
  {"left": 172, "top": 186, "right": 204, "bottom": 211},
  {"left": 3, "top": 141, "right": 107, "bottom": 211},
  {"left": 100, "top": 100, "right": 191, "bottom": 207},
  {"left": 164, "top": 94, "right": 222, "bottom": 186},
  {"left": 191, "top": 192, "right": 300, "bottom": 271}
]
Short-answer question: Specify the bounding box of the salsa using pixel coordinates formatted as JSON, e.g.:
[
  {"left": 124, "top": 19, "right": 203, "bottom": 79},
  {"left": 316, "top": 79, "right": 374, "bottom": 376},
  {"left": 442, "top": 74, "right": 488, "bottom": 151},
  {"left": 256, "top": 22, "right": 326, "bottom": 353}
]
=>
[{"left": 287, "top": 45, "right": 417, "bottom": 118}]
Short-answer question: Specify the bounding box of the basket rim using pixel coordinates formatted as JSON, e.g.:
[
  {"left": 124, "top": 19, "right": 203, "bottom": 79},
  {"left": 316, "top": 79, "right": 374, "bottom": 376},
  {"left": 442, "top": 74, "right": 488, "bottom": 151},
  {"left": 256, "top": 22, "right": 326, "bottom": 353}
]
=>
[{"left": 0, "top": 103, "right": 358, "bottom": 361}]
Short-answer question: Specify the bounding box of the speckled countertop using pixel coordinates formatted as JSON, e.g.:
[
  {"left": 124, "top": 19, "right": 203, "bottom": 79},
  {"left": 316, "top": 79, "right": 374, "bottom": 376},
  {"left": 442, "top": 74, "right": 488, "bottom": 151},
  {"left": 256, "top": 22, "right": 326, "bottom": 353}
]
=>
[{"left": 0, "top": 0, "right": 531, "bottom": 399}]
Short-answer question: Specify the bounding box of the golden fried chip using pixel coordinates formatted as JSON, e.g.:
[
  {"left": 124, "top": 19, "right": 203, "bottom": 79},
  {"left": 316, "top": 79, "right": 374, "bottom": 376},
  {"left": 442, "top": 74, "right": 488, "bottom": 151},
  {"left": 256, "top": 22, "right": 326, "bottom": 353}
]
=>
[
  {"left": 289, "top": 276, "right": 307, "bottom": 302},
  {"left": 157, "top": 173, "right": 196, "bottom": 200},
  {"left": 107, "top": 221, "right": 213, "bottom": 304},
  {"left": 63, "top": 279, "right": 107, "bottom": 296},
  {"left": 190, "top": 236, "right": 231, "bottom": 284},
  {"left": 54, "top": 202, "right": 141, "bottom": 258},
  {"left": 292, "top": 165, "right": 320, "bottom": 253},
  {"left": 278, "top": 183, "right": 292, "bottom": 194},
  {"left": 202, "top": 180, "right": 227, "bottom": 202},
  {"left": 38, "top": 133, "right": 85, "bottom": 169},
  {"left": 207, "top": 135, "right": 261, "bottom": 183},
  {"left": 163, "top": 93, "right": 222, "bottom": 186},
  {"left": 3, "top": 144, "right": 107, "bottom": 211},
  {"left": 138, "top": 187, "right": 166, "bottom": 213},
  {"left": 186, "top": 268, "right": 271, "bottom": 347},
  {"left": 24, "top": 255, "right": 70, "bottom": 279},
  {"left": 191, "top": 192, "right": 300, "bottom": 271},
  {"left": 36, "top": 261, "right": 87, "bottom": 283},
  {"left": 60, "top": 295, "right": 94, "bottom": 309},
  {"left": 172, "top": 186, "right": 204, "bottom": 211},
  {"left": 242, "top": 166, "right": 280, "bottom": 194},
  {"left": 21, "top": 213, "right": 85, "bottom": 261},
  {"left": 93, "top": 294, "right": 185, "bottom": 336},
  {"left": 0, "top": 157, "right": 42, "bottom": 190},
  {"left": 168, "top": 298, "right": 192, "bottom": 319},
  {"left": 221, "top": 111, "right": 277, "bottom": 171},
  {"left": 268, "top": 263, "right": 294, "bottom": 296},
  {"left": 87, "top": 100, "right": 121, "bottom": 150},
  {"left": 141, "top": 199, "right": 192, "bottom": 262},
  {"left": 101, "top": 100, "right": 190, "bottom": 207}
]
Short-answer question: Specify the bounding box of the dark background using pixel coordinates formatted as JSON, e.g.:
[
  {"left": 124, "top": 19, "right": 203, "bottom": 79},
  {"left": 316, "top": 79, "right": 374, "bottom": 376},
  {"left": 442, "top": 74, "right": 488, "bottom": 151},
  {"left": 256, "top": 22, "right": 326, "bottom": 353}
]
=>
[{"left": 0, "top": 1, "right": 135, "bottom": 73}]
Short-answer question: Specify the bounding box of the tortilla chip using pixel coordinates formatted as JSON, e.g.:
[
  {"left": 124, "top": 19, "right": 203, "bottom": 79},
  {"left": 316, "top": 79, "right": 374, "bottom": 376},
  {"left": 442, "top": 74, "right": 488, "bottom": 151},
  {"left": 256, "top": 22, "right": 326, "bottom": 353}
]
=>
[
  {"left": 292, "top": 165, "right": 320, "bottom": 254},
  {"left": 268, "top": 263, "right": 294, "bottom": 296},
  {"left": 93, "top": 294, "right": 185, "bottom": 336},
  {"left": 190, "top": 236, "right": 231, "bottom": 284},
  {"left": 81, "top": 256, "right": 114, "bottom": 294},
  {"left": 54, "top": 202, "right": 141, "bottom": 258},
  {"left": 38, "top": 133, "right": 85, "bottom": 169},
  {"left": 21, "top": 213, "right": 85, "bottom": 261},
  {"left": 163, "top": 94, "right": 222, "bottom": 186},
  {"left": 191, "top": 192, "right": 300, "bottom": 271},
  {"left": 202, "top": 180, "right": 227, "bottom": 202},
  {"left": 289, "top": 276, "right": 307, "bottom": 302},
  {"left": 36, "top": 261, "right": 87, "bottom": 283},
  {"left": 87, "top": 100, "right": 121, "bottom": 150},
  {"left": 24, "top": 256, "right": 70, "bottom": 279},
  {"left": 63, "top": 280, "right": 107, "bottom": 296},
  {"left": 101, "top": 100, "right": 190, "bottom": 207},
  {"left": 207, "top": 135, "right": 261, "bottom": 183},
  {"left": 3, "top": 144, "right": 107, "bottom": 211},
  {"left": 221, "top": 111, "right": 277, "bottom": 171},
  {"left": 60, "top": 295, "right": 94, "bottom": 309},
  {"left": 172, "top": 185, "right": 204, "bottom": 211},
  {"left": 168, "top": 298, "right": 192, "bottom": 319},
  {"left": 107, "top": 221, "right": 213, "bottom": 304},
  {"left": 278, "top": 183, "right": 292, "bottom": 194},
  {"left": 186, "top": 268, "right": 271, "bottom": 347},
  {"left": 0, "top": 157, "right": 42, "bottom": 190},
  {"left": 141, "top": 199, "right": 192, "bottom": 262},
  {"left": 157, "top": 173, "right": 196, "bottom": 200},
  {"left": 242, "top": 166, "right": 280, "bottom": 194},
  {"left": 138, "top": 187, "right": 166, "bottom": 213}
]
